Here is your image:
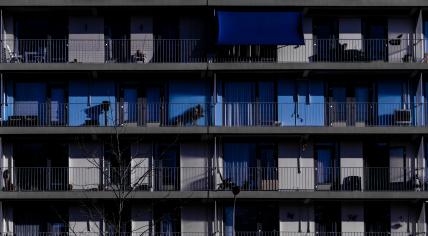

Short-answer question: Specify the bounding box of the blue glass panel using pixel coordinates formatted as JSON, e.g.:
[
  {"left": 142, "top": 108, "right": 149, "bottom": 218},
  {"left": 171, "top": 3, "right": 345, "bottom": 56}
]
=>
[
  {"left": 168, "top": 80, "right": 207, "bottom": 126},
  {"left": 224, "top": 82, "right": 255, "bottom": 126}
]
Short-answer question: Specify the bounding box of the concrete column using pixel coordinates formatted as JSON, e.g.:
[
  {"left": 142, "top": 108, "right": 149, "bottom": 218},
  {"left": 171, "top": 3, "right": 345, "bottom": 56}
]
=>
[
  {"left": 181, "top": 204, "right": 211, "bottom": 233},
  {"left": 2, "top": 204, "right": 12, "bottom": 234},
  {"left": 388, "top": 18, "right": 413, "bottom": 63},
  {"left": 180, "top": 142, "right": 209, "bottom": 190},
  {"left": 279, "top": 203, "right": 315, "bottom": 233},
  {"left": 340, "top": 141, "right": 364, "bottom": 190},
  {"left": 389, "top": 141, "right": 415, "bottom": 187},
  {"left": 341, "top": 202, "right": 364, "bottom": 232},
  {"left": 68, "top": 16, "right": 105, "bottom": 63},
  {"left": 2, "top": 142, "right": 12, "bottom": 190},
  {"left": 130, "top": 143, "right": 152, "bottom": 190},
  {"left": 2, "top": 15, "right": 14, "bottom": 61},
  {"left": 69, "top": 142, "right": 102, "bottom": 190},
  {"left": 69, "top": 205, "right": 102, "bottom": 234},
  {"left": 278, "top": 141, "right": 314, "bottom": 191},
  {"left": 339, "top": 18, "right": 362, "bottom": 50},
  {"left": 130, "top": 16, "right": 153, "bottom": 63},
  {"left": 415, "top": 10, "right": 425, "bottom": 61}
]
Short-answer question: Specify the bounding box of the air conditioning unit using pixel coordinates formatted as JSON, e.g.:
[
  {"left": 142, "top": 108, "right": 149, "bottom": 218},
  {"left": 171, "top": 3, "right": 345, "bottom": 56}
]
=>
[{"left": 394, "top": 109, "right": 411, "bottom": 126}]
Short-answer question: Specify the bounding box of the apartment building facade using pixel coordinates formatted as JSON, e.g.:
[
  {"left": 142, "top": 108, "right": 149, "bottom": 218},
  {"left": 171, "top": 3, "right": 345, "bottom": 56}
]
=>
[{"left": 0, "top": 0, "right": 427, "bottom": 235}]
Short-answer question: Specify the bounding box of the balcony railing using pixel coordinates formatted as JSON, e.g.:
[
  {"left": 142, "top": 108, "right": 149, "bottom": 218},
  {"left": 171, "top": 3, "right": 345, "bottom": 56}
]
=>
[
  {"left": 1, "top": 102, "right": 426, "bottom": 127},
  {"left": 1, "top": 38, "right": 426, "bottom": 64},
  {"left": 214, "top": 38, "right": 426, "bottom": 63},
  {"left": 1, "top": 167, "right": 425, "bottom": 192},
  {"left": 1, "top": 102, "right": 210, "bottom": 127},
  {"left": 221, "top": 102, "right": 427, "bottom": 127},
  {"left": 4, "top": 233, "right": 421, "bottom": 236},
  {"left": 1, "top": 39, "right": 205, "bottom": 64}
]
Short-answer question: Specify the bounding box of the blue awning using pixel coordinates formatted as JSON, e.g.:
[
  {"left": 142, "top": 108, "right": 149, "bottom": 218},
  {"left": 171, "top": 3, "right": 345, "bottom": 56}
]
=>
[{"left": 217, "top": 11, "right": 304, "bottom": 45}]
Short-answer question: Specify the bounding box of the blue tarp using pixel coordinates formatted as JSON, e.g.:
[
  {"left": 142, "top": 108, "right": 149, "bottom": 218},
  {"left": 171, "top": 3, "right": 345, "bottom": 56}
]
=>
[{"left": 217, "top": 11, "right": 304, "bottom": 45}]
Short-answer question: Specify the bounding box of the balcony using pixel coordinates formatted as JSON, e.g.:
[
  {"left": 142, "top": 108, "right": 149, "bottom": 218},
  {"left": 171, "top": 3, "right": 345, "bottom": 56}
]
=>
[
  {"left": 4, "top": 233, "right": 419, "bottom": 236},
  {"left": 214, "top": 39, "right": 425, "bottom": 63},
  {"left": 4, "top": 233, "right": 418, "bottom": 236},
  {"left": 1, "top": 167, "right": 425, "bottom": 192},
  {"left": 0, "top": 38, "right": 426, "bottom": 64},
  {"left": 1, "top": 39, "right": 205, "bottom": 64},
  {"left": 1, "top": 102, "right": 426, "bottom": 128}
]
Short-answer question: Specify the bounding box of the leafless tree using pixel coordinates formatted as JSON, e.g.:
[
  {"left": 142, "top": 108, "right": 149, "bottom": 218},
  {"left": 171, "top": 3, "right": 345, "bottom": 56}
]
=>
[{"left": 69, "top": 117, "right": 181, "bottom": 235}]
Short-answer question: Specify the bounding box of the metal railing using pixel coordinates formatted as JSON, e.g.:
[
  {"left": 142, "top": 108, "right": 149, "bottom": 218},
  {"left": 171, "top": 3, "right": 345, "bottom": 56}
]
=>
[
  {"left": 1, "top": 38, "right": 427, "bottom": 64},
  {"left": 2, "top": 232, "right": 423, "bottom": 236},
  {"left": 221, "top": 102, "right": 427, "bottom": 127},
  {"left": 0, "top": 102, "right": 210, "bottom": 127},
  {"left": 213, "top": 38, "right": 426, "bottom": 63},
  {"left": 217, "top": 167, "right": 424, "bottom": 192},
  {"left": 1, "top": 102, "right": 427, "bottom": 128},
  {"left": 232, "top": 233, "right": 424, "bottom": 236},
  {"left": 0, "top": 39, "right": 205, "bottom": 64},
  {"left": 0, "top": 167, "right": 425, "bottom": 192}
]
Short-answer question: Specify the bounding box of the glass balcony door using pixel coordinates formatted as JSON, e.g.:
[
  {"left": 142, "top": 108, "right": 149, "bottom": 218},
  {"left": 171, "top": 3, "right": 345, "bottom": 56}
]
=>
[
  {"left": 119, "top": 86, "right": 139, "bottom": 125},
  {"left": 328, "top": 85, "right": 371, "bottom": 127},
  {"left": 155, "top": 145, "right": 179, "bottom": 191},
  {"left": 49, "top": 85, "right": 67, "bottom": 126},
  {"left": 144, "top": 86, "right": 164, "bottom": 125},
  {"left": 315, "top": 145, "right": 339, "bottom": 190},
  {"left": 255, "top": 144, "right": 278, "bottom": 190},
  {"left": 224, "top": 82, "right": 256, "bottom": 126}
]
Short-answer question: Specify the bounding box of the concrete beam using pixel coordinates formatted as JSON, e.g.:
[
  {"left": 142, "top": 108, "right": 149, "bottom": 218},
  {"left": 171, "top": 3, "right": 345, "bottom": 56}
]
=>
[
  {"left": 0, "top": 63, "right": 208, "bottom": 71},
  {"left": 0, "top": 191, "right": 427, "bottom": 200},
  {"left": 208, "top": 62, "right": 428, "bottom": 71},
  {"left": 0, "top": 0, "right": 208, "bottom": 6},
  {"left": 207, "top": 0, "right": 428, "bottom": 7},
  {"left": 1, "top": 0, "right": 428, "bottom": 7},
  {"left": 0, "top": 126, "right": 427, "bottom": 135},
  {"left": 1, "top": 63, "right": 428, "bottom": 72}
]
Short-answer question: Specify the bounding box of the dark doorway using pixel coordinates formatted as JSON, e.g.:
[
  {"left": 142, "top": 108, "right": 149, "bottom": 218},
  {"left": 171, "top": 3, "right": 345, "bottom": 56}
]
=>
[
  {"left": 104, "top": 203, "right": 131, "bottom": 234},
  {"left": 13, "top": 143, "right": 68, "bottom": 191},
  {"left": 315, "top": 203, "right": 341, "bottom": 233},
  {"left": 363, "top": 18, "right": 388, "bottom": 61},
  {"left": 154, "top": 144, "right": 180, "bottom": 190},
  {"left": 225, "top": 203, "right": 279, "bottom": 233},
  {"left": 105, "top": 17, "right": 131, "bottom": 62},
  {"left": 364, "top": 143, "right": 390, "bottom": 191},
  {"left": 154, "top": 16, "right": 180, "bottom": 62},
  {"left": 15, "top": 17, "right": 68, "bottom": 63},
  {"left": 104, "top": 142, "right": 131, "bottom": 190},
  {"left": 365, "top": 202, "right": 390, "bottom": 233},
  {"left": 312, "top": 17, "right": 339, "bottom": 62},
  {"left": 14, "top": 203, "right": 68, "bottom": 236},
  {"left": 154, "top": 202, "right": 181, "bottom": 234}
]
